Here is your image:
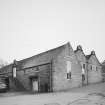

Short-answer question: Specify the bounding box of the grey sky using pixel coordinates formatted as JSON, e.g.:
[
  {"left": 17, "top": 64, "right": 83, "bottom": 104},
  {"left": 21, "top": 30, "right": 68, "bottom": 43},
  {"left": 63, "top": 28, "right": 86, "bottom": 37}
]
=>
[{"left": 0, "top": 0, "right": 105, "bottom": 63}]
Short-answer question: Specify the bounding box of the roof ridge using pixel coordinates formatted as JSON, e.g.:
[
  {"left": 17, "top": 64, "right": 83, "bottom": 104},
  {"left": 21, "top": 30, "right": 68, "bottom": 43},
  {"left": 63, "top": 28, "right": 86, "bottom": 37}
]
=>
[
  {"left": 19, "top": 42, "right": 69, "bottom": 63},
  {"left": 0, "top": 42, "right": 71, "bottom": 70}
]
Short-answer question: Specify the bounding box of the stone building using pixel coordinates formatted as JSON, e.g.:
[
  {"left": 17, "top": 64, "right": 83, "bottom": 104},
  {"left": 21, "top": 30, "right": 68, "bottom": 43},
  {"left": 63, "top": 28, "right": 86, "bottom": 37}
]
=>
[
  {"left": 101, "top": 61, "right": 105, "bottom": 82},
  {"left": 0, "top": 42, "right": 82, "bottom": 93},
  {"left": 86, "top": 51, "right": 102, "bottom": 84},
  {"left": 74, "top": 45, "right": 88, "bottom": 85},
  {"left": 75, "top": 46, "right": 102, "bottom": 85}
]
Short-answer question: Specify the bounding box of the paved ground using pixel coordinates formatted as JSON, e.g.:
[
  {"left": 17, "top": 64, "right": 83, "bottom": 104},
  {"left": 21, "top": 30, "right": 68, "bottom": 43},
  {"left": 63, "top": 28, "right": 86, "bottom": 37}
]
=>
[{"left": 0, "top": 82, "right": 105, "bottom": 105}]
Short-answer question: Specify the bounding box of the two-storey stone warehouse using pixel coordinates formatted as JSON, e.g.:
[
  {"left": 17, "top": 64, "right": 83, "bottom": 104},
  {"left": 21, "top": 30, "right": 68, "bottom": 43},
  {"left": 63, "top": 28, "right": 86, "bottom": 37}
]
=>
[
  {"left": 75, "top": 46, "right": 102, "bottom": 85},
  {"left": 0, "top": 42, "right": 82, "bottom": 93},
  {"left": 86, "top": 51, "right": 102, "bottom": 84},
  {"left": 74, "top": 45, "right": 88, "bottom": 85}
]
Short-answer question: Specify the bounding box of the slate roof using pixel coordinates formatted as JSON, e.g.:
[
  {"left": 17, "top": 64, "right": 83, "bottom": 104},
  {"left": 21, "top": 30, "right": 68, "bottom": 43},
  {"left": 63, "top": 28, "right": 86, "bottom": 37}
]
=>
[
  {"left": 86, "top": 54, "right": 91, "bottom": 60},
  {"left": 0, "top": 42, "right": 72, "bottom": 73},
  {"left": 86, "top": 52, "right": 101, "bottom": 66},
  {"left": 74, "top": 45, "right": 86, "bottom": 59},
  {"left": 102, "top": 60, "right": 105, "bottom": 65}
]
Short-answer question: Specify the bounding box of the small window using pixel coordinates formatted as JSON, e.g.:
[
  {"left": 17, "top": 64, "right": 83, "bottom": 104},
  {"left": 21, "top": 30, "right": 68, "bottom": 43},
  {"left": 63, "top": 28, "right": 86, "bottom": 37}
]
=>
[
  {"left": 82, "top": 74, "right": 85, "bottom": 81},
  {"left": 90, "top": 65, "right": 92, "bottom": 70},
  {"left": 66, "top": 61, "right": 72, "bottom": 80},
  {"left": 83, "top": 64, "right": 85, "bottom": 69},
  {"left": 13, "top": 67, "right": 16, "bottom": 78},
  {"left": 96, "top": 67, "right": 98, "bottom": 71},
  {"left": 67, "top": 61, "right": 71, "bottom": 73},
  {"left": 67, "top": 72, "right": 71, "bottom": 79}
]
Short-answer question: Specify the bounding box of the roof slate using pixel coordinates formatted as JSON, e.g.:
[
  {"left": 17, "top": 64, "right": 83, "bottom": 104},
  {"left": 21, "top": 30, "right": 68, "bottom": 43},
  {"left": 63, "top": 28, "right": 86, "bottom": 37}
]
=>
[{"left": 0, "top": 42, "right": 72, "bottom": 72}]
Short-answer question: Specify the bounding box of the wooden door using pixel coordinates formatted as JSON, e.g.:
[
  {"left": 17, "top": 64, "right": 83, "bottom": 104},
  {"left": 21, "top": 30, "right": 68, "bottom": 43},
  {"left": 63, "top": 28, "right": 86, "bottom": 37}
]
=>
[{"left": 32, "top": 79, "right": 38, "bottom": 92}]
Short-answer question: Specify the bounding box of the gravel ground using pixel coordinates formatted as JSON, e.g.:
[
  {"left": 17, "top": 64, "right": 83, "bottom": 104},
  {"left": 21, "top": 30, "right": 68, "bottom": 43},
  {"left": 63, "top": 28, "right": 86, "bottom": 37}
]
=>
[{"left": 0, "top": 82, "right": 105, "bottom": 105}]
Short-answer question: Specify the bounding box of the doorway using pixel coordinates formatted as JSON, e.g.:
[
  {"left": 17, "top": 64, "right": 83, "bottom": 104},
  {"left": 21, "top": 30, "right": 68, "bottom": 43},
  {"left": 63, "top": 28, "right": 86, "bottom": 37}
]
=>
[
  {"left": 30, "top": 76, "right": 49, "bottom": 93},
  {"left": 32, "top": 79, "right": 38, "bottom": 92},
  {"left": 40, "top": 83, "right": 49, "bottom": 93},
  {"left": 30, "top": 76, "right": 39, "bottom": 93},
  {"left": 4, "top": 77, "right": 9, "bottom": 90},
  {"left": 82, "top": 74, "right": 85, "bottom": 86}
]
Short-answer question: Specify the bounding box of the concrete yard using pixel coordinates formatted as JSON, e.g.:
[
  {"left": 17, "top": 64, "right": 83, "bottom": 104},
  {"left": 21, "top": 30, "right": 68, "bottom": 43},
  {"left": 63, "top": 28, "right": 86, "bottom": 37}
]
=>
[{"left": 0, "top": 82, "right": 105, "bottom": 105}]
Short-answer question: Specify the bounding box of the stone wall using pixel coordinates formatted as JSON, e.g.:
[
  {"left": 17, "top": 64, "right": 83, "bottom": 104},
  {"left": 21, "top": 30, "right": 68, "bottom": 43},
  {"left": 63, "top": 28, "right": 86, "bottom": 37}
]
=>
[
  {"left": 75, "top": 49, "right": 88, "bottom": 85},
  {"left": 52, "top": 43, "right": 82, "bottom": 92},
  {"left": 87, "top": 55, "right": 102, "bottom": 84}
]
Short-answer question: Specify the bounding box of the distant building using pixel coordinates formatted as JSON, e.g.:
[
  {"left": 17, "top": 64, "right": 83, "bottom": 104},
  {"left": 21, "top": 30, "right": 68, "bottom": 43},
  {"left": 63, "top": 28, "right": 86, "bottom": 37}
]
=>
[
  {"left": 0, "top": 42, "right": 82, "bottom": 93},
  {"left": 75, "top": 45, "right": 88, "bottom": 85},
  {"left": 86, "top": 51, "right": 102, "bottom": 84}
]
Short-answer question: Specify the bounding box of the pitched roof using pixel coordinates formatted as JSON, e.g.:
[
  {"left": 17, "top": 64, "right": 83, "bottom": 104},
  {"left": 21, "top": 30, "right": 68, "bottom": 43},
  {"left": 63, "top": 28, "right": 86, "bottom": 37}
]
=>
[
  {"left": 19, "top": 44, "right": 66, "bottom": 63},
  {"left": 74, "top": 45, "right": 86, "bottom": 60},
  {"left": 86, "top": 52, "right": 101, "bottom": 66},
  {"left": 0, "top": 64, "right": 12, "bottom": 73},
  {"left": 74, "top": 50, "right": 78, "bottom": 53},
  {"left": 0, "top": 42, "right": 72, "bottom": 72},
  {"left": 86, "top": 54, "right": 91, "bottom": 60},
  {"left": 102, "top": 60, "right": 105, "bottom": 65},
  {"left": 86, "top": 51, "right": 96, "bottom": 60}
]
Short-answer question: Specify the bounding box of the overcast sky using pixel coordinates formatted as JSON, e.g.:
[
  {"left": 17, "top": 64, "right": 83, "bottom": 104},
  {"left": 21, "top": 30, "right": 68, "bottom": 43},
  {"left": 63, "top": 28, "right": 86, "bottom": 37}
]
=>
[{"left": 0, "top": 0, "right": 105, "bottom": 63}]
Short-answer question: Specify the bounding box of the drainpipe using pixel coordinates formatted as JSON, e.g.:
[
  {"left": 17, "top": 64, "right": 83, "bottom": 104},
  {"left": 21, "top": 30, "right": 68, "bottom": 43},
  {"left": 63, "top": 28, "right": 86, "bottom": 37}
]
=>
[
  {"left": 12, "top": 60, "right": 17, "bottom": 78},
  {"left": 50, "top": 59, "right": 53, "bottom": 92},
  {"left": 86, "top": 61, "right": 88, "bottom": 85}
]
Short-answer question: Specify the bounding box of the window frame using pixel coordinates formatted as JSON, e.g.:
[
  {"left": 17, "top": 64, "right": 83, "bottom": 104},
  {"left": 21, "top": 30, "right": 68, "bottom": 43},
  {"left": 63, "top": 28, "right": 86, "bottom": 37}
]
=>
[
  {"left": 67, "top": 72, "right": 71, "bottom": 80},
  {"left": 83, "top": 64, "right": 85, "bottom": 69},
  {"left": 90, "top": 65, "right": 92, "bottom": 70}
]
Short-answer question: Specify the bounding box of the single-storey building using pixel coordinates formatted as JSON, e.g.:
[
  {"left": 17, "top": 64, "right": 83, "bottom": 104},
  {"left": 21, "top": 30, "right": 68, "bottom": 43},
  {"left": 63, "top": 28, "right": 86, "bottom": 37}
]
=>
[
  {"left": 86, "top": 51, "right": 102, "bottom": 84},
  {"left": 0, "top": 42, "right": 82, "bottom": 93}
]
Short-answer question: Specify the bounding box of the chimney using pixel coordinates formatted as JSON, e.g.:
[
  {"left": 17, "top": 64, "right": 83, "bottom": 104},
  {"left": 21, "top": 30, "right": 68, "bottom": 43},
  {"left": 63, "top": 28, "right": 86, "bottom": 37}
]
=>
[
  {"left": 91, "top": 51, "right": 95, "bottom": 55},
  {"left": 77, "top": 45, "right": 83, "bottom": 51}
]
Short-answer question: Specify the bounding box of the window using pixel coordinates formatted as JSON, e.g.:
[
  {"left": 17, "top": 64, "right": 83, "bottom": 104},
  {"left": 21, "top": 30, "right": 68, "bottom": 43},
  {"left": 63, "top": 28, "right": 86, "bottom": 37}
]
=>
[
  {"left": 81, "top": 63, "right": 85, "bottom": 74},
  {"left": 83, "top": 64, "right": 85, "bottom": 69},
  {"left": 67, "top": 61, "right": 71, "bottom": 73},
  {"left": 13, "top": 67, "right": 16, "bottom": 78},
  {"left": 82, "top": 68, "right": 85, "bottom": 74},
  {"left": 67, "top": 72, "right": 71, "bottom": 79},
  {"left": 82, "top": 74, "right": 85, "bottom": 81},
  {"left": 91, "top": 65, "right": 92, "bottom": 70},
  {"left": 66, "top": 61, "right": 71, "bottom": 79}
]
